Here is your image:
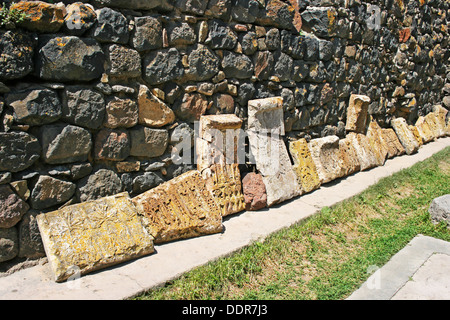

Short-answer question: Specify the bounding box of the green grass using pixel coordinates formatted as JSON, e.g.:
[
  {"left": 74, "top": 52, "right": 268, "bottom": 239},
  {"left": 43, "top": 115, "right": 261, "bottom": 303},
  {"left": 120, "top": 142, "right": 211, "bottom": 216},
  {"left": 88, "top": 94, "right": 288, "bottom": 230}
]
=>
[{"left": 135, "top": 146, "right": 450, "bottom": 300}]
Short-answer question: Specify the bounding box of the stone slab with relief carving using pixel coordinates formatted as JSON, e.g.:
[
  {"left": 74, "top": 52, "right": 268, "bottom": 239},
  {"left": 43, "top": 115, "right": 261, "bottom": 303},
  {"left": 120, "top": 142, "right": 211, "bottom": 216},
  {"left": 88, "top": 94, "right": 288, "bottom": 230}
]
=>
[
  {"left": 381, "top": 128, "right": 406, "bottom": 159},
  {"left": 345, "top": 94, "right": 370, "bottom": 134},
  {"left": 36, "top": 192, "right": 154, "bottom": 282},
  {"left": 289, "top": 138, "right": 321, "bottom": 194},
  {"left": 391, "top": 117, "right": 419, "bottom": 155},
  {"left": 132, "top": 170, "right": 223, "bottom": 244},
  {"left": 346, "top": 132, "right": 379, "bottom": 171},
  {"left": 308, "top": 135, "right": 343, "bottom": 184}
]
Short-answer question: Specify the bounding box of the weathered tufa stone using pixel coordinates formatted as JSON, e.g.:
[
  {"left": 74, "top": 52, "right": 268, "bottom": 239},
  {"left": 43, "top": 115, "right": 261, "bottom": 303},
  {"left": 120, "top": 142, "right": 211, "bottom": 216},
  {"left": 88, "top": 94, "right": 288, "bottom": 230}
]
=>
[
  {"left": 0, "top": 228, "right": 19, "bottom": 263},
  {"left": 62, "top": 86, "right": 105, "bottom": 130},
  {"left": 338, "top": 137, "right": 361, "bottom": 177},
  {"left": 391, "top": 117, "right": 420, "bottom": 155},
  {"left": 248, "top": 97, "right": 285, "bottom": 135},
  {"left": 289, "top": 139, "right": 321, "bottom": 194},
  {"left": 138, "top": 85, "right": 175, "bottom": 128},
  {"left": 37, "top": 192, "right": 154, "bottom": 282},
  {"left": 202, "top": 164, "right": 245, "bottom": 217},
  {"left": 6, "top": 87, "right": 62, "bottom": 126},
  {"left": 381, "top": 128, "right": 406, "bottom": 159},
  {"left": 346, "top": 132, "right": 379, "bottom": 171},
  {"left": 174, "top": 93, "right": 210, "bottom": 123},
  {"left": 346, "top": 94, "right": 371, "bottom": 133},
  {"left": 366, "top": 120, "right": 389, "bottom": 166},
  {"left": 429, "top": 194, "right": 450, "bottom": 228},
  {"left": 308, "top": 135, "right": 343, "bottom": 184},
  {"left": 30, "top": 175, "right": 75, "bottom": 210},
  {"left": 0, "top": 29, "right": 36, "bottom": 81},
  {"left": 11, "top": 1, "right": 65, "bottom": 33},
  {"left": 104, "top": 97, "right": 139, "bottom": 129},
  {"left": 77, "top": 169, "right": 122, "bottom": 203},
  {"left": 433, "top": 105, "right": 448, "bottom": 138},
  {"left": 0, "top": 185, "right": 30, "bottom": 229},
  {"left": 242, "top": 172, "right": 267, "bottom": 211},
  {"left": 40, "top": 124, "right": 92, "bottom": 165},
  {"left": 132, "top": 170, "right": 223, "bottom": 244},
  {"left": 415, "top": 115, "right": 436, "bottom": 143},
  {"left": 36, "top": 36, "right": 104, "bottom": 82},
  {"left": 94, "top": 129, "right": 130, "bottom": 161},
  {"left": 129, "top": 126, "right": 168, "bottom": 158},
  {"left": 197, "top": 114, "right": 243, "bottom": 172},
  {"left": 0, "top": 132, "right": 40, "bottom": 173}
]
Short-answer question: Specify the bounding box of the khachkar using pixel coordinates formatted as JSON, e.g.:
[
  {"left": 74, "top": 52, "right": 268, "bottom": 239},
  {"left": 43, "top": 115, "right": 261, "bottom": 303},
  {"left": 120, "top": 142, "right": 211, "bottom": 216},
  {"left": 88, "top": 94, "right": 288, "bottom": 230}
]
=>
[
  {"left": 196, "top": 114, "right": 246, "bottom": 217},
  {"left": 36, "top": 193, "right": 155, "bottom": 282},
  {"left": 132, "top": 170, "right": 223, "bottom": 244},
  {"left": 247, "top": 97, "right": 301, "bottom": 207}
]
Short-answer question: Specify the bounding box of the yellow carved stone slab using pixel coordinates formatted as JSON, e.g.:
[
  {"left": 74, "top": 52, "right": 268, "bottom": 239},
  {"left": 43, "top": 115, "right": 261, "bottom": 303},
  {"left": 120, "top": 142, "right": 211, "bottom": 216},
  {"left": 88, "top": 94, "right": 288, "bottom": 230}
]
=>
[
  {"left": 345, "top": 94, "right": 370, "bottom": 133},
  {"left": 381, "top": 128, "right": 406, "bottom": 158},
  {"left": 366, "top": 121, "right": 389, "bottom": 166},
  {"left": 415, "top": 115, "right": 436, "bottom": 143},
  {"left": 202, "top": 164, "right": 245, "bottom": 217},
  {"left": 36, "top": 192, "right": 154, "bottom": 282},
  {"left": 338, "top": 137, "right": 361, "bottom": 176},
  {"left": 391, "top": 118, "right": 420, "bottom": 155},
  {"left": 346, "top": 133, "right": 379, "bottom": 171},
  {"left": 433, "top": 105, "right": 448, "bottom": 137},
  {"left": 289, "top": 138, "right": 321, "bottom": 193},
  {"left": 132, "top": 170, "right": 223, "bottom": 244},
  {"left": 409, "top": 125, "right": 424, "bottom": 146},
  {"left": 308, "top": 135, "right": 343, "bottom": 184}
]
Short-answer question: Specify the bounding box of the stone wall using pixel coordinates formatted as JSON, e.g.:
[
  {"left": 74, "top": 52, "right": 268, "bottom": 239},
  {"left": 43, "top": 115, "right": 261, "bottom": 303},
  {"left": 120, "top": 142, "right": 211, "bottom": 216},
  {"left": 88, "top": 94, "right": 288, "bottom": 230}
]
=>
[{"left": 0, "top": 0, "right": 449, "bottom": 271}]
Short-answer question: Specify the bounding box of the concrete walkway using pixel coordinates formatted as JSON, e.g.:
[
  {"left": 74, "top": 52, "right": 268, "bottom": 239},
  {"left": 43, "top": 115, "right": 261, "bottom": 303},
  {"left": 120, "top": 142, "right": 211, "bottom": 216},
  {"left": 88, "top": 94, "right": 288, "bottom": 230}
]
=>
[{"left": 0, "top": 137, "right": 449, "bottom": 300}]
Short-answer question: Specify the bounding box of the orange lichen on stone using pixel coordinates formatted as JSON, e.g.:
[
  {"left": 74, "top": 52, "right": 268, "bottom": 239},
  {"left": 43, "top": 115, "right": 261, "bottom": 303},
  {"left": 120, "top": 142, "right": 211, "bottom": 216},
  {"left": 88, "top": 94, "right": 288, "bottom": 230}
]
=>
[{"left": 11, "top": 1, "right": 65, "bottom": 33}]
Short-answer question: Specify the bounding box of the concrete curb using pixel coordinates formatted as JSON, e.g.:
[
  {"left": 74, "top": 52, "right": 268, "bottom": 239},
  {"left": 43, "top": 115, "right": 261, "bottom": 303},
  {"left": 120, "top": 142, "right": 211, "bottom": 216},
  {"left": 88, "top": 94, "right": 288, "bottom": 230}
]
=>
[
  {"left": 0, "top": 137, "right": 449, "bottom": 300},
  {"left": 347, "top": 235, "right": 450, "bottom": 300}
]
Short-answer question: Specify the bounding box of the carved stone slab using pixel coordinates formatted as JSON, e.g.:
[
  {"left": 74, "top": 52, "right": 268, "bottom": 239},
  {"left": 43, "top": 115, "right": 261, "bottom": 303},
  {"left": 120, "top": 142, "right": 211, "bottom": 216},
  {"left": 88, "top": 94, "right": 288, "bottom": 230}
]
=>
[
  {"left": 345, "top": 94, "right": 370, "bottom": 133},
  {"left": 381, "top": 128, "right": 406, "bottom": 159},
  {"left": 132, "top": 170, "right": 223, "bottom": 244},
  {"left": 338, "top": 137, "right": 361, "bottom": 177},
  {"left": 36, "top": 192, "right": 154, "bottom": 282},
  {"left": 308, "top": 135, "right": 343, "bottom": 184},
  {"left": 415, "top": 115, "right": 436, "bottom": 143},
  {"left": 248, "top": 132, "right": 301, "bottom": 207},
  {"left": 196, "top": 114, "right": 243, "bottom": 172},
  {"left": 391, "top": 117, "right": 420, "bottom": 155},
  {"left": 202, "top": 164, "right": 245, "bottom": 217},
  {"left": 366, "top": 120, "right": 389, "bottom": 166},
  {"left": 346, "top": 132, "right": 379, "bottom": 171},
  {"left": 289, "top": 138, "right": 321, "bottom": 194},
  {"left": 248, "top": 97, "right": 285, "bottom": 135}
]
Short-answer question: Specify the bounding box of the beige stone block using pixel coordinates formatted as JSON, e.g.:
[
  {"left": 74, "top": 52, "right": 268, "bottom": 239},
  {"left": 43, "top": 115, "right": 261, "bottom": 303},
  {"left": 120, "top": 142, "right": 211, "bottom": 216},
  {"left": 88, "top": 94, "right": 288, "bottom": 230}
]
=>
[
  {"left": 289, "top": 138, "right": 321, "bottom": 194},
  {"left": 132, "top": 170, "right": 223, "bottom": 244},
  {"left": 391, "top": 118, "right": 420, "bottom": 155},
  {"left": 248, "top": 97, "right": 285, "bottom": 135},
  {"left": 433, "top": 105, "right": 448, "bottom": 137},
  {"left": 36, "top": 192, "right": 154, "bottom": 282},
  {"left": 308, "top": 135, "right": 343, "bottom": 184},
  {"left": 366, "top": 120, "right": 389, "bottom": 166},
  {"left": 338, "top": 137, "right": 361, "bottom": 176},
  {"left": 345, "top": 94, "right": 371, "bottom": 133},
  {"left": 415, "top": 115, "right": 436, "bottom": 143},
  {"left": 197, "top": 114, "right": 243, "bottom": 172},
  {"left": 381, "top": 128, "right": 406, "bottom": 158},
  {"left": 202, "top": 164, "right": 245, "bottom": 217},
  {"left": 138, "top": 85, "right": 175, "bottom": 128},
  {"left": 248, "top": 132, "right": 301, "bottom": 207},
  {"left": 409, "top": 125, "right": 424, "bottom": 146},
  {"left": 346, "top": 133, "right": 379, "bottom": 171}
]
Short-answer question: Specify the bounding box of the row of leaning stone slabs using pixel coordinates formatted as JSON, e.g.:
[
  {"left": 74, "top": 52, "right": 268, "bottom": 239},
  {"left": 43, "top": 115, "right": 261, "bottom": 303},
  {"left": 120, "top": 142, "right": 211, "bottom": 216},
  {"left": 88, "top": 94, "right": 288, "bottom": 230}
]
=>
[{"left": 35, "top": 96, "right": 448, "bottom": 282}]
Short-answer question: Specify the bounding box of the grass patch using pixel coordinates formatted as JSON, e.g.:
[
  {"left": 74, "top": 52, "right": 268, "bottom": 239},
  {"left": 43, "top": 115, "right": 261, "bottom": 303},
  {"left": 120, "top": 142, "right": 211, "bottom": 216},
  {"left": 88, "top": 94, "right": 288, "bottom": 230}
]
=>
[{"left": 135, "top": 146, "right": 450, "bottom": 300}]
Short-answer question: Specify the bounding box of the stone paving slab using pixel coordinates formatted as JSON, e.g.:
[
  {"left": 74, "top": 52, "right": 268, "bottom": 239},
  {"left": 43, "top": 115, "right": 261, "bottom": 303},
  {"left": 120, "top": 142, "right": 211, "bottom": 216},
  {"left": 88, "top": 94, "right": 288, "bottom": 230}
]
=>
[{"left": 0, "top": 137, "right": 449, "bottom": 300}]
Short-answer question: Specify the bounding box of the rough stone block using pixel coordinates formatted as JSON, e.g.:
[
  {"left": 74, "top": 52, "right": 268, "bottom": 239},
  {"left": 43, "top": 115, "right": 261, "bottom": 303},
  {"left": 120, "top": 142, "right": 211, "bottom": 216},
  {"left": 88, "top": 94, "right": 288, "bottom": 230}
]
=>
[
  {"left": 308, "top": 135, "right": 343, "bottom": 184},
  {"left": 30, "top": 175, "right": 75, "bottom": 210},
  {"left": 345, "top": 94, "right": 370, "bottom": 134},
  {"left": 433, "top": 105, "right": 448, "bottom": 137},
  {"left": 289, "top": 138, "right": 321, "bottom": 194},
  {"left": 429, "top": 194, "right": 450, "bottom": 228},
  {"left": 138, "top": 85, "right": 175, "bottom": 128},
  {"left": 37, "top": 192, "right": 154, "bottom": 282},
  {"left": 132, "top": 170, "right": 223, "bottom": 244},
  {"left": 415, "top": 115, "right": 437, "bottom": 143},
  {"left": 242, "top": 172, "right": 267, "bottom": 211},
  {"left": 0, "top": 132, "right": 41, "bottom": 173},
  {"left": 346, "top": 132, "right": 379, "bottom": 171},
  {"left": 11, "top": 1, "right": 65, "bottom": 33},
  {"left": 0, "top": 185, "right": 29, "bottom": 229},
  {"left": 202, "top": 164, "right": 245, "bottom": 217},
  {"left": 409, "top": 125, "right": 424, "bottom": 146},
  {"left": 391, "top": 117, "right": 420, "bottom": 155},
  {"left": 381, "top": 128, "right": 406, "bottom": 159}
]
